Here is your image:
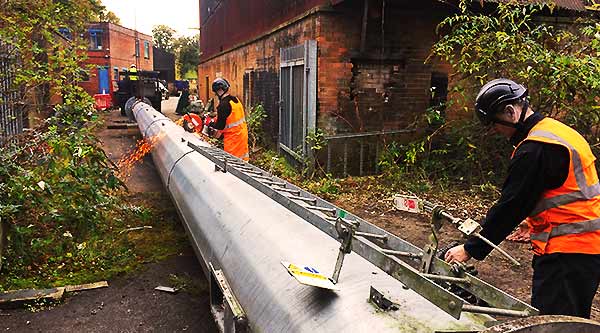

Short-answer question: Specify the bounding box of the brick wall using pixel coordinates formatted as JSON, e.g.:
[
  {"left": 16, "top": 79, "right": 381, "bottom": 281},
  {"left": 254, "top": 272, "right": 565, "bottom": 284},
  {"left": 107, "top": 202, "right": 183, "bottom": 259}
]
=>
[
  {"left": 108, "top": 23, "right": 153, "bottom": 71},
  {"left": 198, "top": 0, "right": 453, "bottom": 174},
  {"left": 317, "top": 1, "right": 451, "bottom": 135},
  {"left": 79, "top": 23, "right": 153, "bottom": 97},
  {"left": 198, "top": 14, "right": 320, "bottom": 141}
]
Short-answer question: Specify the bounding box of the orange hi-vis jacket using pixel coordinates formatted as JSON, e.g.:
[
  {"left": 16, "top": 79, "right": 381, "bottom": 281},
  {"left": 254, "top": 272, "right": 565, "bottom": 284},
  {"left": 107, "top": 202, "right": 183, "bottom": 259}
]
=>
[
  {"left": 512, "top": 117, "right": 600, "bottom": 256},
  {"left": 222, "top": 98, "right": 249, "bottom": 161}
]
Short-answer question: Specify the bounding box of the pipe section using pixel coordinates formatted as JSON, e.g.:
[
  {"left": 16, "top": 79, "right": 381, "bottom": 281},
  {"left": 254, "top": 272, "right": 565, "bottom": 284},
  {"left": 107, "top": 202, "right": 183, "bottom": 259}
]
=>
[{"left": 132, "top": 101, "right": 600, "bottom": 333}]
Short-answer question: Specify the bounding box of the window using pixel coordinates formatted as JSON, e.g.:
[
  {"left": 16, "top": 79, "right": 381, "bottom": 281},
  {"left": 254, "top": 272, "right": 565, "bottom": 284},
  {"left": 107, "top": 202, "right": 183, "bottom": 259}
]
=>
[
  {"left": 135, "top": 39, "right": 140, "bottom": 58},
  {"left": 89, "top": 29, "right": 103, "bottom": 50},
  {"left": 144, "top": 41, "right": 150, "bottom": 59},
  {"left": 114, "top": 67, "right": 119, "bottom": 80},
  {"left": 429, "top": 72, "right": 448, "bottom": 108}
]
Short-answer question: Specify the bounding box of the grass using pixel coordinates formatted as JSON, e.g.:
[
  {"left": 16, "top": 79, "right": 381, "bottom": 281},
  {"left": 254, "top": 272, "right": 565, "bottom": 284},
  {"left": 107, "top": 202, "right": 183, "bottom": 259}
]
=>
[
  {"left": 0, "top": 146, "right": 501, "bottom": 295},
  {"left": 0, "top": 191, "right": 189, "bottom": 292},
  {"left": 250, "top": 148, "right": 500, "bottom": 220},
  {"left": 168, "top": 272, "right": 208, "bottom": 297}
]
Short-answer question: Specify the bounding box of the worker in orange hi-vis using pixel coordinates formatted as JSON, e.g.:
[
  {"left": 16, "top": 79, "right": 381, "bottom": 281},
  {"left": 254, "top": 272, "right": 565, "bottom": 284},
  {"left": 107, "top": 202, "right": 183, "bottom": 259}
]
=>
[
  {"left": 207, "top": 78, "right": 249, "bottom": 161},
  {"left": 445, "top": 78, "right": 600, "bottom": 318}
]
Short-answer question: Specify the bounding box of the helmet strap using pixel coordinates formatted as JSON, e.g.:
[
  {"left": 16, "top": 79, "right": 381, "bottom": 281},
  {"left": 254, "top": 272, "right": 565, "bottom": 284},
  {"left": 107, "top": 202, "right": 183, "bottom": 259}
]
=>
[
  {"left": 491, "top": 118, "right": 517, "bottom": 128},
  {"left": 514, "top": 99, "right": 529, "bottom": 132}
]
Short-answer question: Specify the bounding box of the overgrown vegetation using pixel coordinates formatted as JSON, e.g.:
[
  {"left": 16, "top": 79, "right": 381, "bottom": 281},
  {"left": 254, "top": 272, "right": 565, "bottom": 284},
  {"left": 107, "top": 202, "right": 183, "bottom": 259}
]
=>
[
  {"left": 382, "top": 1, "right": 600, "bottom": 191},
  {"left": 255, "top": 2, "right": 600, "bottom": 218},
  {"left": 0, "top": 0, "right": 185, "bottom": 292},
  {"left": 246, "top": 104, "right": 268, "bottom": 152}
]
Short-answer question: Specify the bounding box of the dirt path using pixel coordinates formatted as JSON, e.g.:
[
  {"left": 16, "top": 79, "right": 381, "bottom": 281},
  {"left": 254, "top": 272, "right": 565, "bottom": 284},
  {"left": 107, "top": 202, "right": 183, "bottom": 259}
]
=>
[{"left": 0, "top": 98, "right": 217, "bottom": 332}]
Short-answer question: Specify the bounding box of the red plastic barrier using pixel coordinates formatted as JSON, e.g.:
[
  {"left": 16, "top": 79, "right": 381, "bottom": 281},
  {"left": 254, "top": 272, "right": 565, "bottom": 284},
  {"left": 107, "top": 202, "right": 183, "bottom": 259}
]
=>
[{"left": 93, "top": 93, "right": 112, "bottom": 111}]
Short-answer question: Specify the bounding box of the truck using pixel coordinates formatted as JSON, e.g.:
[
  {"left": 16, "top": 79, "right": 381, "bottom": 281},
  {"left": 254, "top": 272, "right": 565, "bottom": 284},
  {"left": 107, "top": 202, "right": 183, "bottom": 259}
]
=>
[{"left": 114, "top": 69, "right": 163, "bottom": 116}]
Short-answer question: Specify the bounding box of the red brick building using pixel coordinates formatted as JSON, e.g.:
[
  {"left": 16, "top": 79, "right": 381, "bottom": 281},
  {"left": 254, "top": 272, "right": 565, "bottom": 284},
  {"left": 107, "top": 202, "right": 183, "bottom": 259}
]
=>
[
  {"left": 198, "top": 0, "right": 588, "bottom": 175},
  {"left": 79, "top": 22, "right": 153, "bottom": 97}
]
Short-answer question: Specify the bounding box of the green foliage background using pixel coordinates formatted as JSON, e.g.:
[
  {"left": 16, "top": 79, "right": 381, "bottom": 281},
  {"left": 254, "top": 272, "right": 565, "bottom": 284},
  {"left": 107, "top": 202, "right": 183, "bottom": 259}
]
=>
[
  {"left": 0, "top": 0, "right": 178, "bottom": 291},
  {"left": 382, "top": 1, "right": 600, "bottom": 190}
]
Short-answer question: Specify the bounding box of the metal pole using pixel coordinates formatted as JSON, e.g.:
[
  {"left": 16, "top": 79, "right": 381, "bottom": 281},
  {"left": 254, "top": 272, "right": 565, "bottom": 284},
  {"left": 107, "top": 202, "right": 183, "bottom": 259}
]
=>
[
  {"left": 462, "top": 304, "right": 531, "bottom": 318},
  {"left": 360, "top": 0, "right": 369, "bottom": 53}
]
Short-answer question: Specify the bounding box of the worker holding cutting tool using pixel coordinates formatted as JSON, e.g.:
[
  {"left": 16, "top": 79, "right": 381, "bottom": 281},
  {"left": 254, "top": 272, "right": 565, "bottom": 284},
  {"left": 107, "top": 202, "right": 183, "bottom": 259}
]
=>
[
  {"left": 445, "top": 78, "right": 600, "bottom": 318},
  {"left": 208, "top": 78, "right": 249, "bottom": 161}
]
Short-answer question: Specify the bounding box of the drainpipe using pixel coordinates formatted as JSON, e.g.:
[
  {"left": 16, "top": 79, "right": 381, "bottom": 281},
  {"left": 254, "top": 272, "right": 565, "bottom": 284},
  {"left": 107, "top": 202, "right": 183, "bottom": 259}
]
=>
[{"left": 360, "top": 0, "right": 369, "bottom": 53}]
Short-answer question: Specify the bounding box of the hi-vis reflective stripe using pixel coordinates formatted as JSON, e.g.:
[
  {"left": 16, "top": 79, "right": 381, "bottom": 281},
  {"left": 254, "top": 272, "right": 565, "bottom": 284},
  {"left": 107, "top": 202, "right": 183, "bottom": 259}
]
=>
[
  {"left": 531, "top": 217, "right": 600, "bottom": 242},
  {"left": 225, "top": 117, "right": 246, "bottom": 129},
  {"left": 528, "top": 130, "right": 600, "bottom": 216}
]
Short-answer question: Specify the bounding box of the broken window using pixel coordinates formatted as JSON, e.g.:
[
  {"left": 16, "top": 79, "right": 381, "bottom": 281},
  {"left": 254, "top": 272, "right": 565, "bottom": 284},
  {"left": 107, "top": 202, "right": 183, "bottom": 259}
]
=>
[{"left": 429, "top": 72, "right": 448, "bottom": 110}]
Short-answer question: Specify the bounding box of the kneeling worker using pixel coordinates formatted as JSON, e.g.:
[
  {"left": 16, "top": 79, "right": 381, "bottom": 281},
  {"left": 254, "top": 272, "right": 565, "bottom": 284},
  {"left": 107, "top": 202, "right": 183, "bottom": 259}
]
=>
[{"left": 208, "top": 78, "right": 249, "bottom": 161}]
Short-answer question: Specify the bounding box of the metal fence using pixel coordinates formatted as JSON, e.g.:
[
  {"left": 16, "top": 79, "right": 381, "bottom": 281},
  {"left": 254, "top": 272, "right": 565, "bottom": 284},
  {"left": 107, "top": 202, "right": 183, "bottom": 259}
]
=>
[
  {"left": 0, "top": 40, "right": 23, "bottom": 146},
  {"left": 279, "top": 41, "right": 317, "bottom": 166},
  {"left": 322, "top": 129, "right": 416, "bottom": 177}
]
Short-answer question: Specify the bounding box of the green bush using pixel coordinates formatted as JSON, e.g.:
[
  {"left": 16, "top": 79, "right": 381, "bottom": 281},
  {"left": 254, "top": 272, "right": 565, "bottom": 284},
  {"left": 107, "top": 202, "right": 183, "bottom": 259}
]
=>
[
  {"left": 0, "top": 0, "right": 143, "bottom": 290},
  {"left": 247, "top": 104, "right": 268, "bottom": 151},
  {"left": 383, "top": 1, "right": 600, "bottom": 190},
  {"left": 430, "top": 1, "right": 600, "bottom": 162}
]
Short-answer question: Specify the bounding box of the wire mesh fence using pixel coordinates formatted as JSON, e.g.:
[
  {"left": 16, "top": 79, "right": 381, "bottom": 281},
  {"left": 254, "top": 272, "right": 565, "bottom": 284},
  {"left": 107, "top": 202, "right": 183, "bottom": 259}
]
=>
[{"left": 0, "top": 39, "right": 24, "bottom": 146}]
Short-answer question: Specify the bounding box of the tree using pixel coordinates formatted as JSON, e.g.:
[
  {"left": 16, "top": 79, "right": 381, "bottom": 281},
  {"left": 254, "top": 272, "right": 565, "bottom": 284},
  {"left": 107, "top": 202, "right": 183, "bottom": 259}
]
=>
[
  {"left": 98, "top": 10, "right": 121, "bottom": 24},
  {"left": 0, "top": 0, "right": 122, "bottom": 281},
  {"left": 175, "top": 34, "right": 200, "bottom": 79},
  {"left": 152, "top": 25, "right": 176, "bottom": 52}
]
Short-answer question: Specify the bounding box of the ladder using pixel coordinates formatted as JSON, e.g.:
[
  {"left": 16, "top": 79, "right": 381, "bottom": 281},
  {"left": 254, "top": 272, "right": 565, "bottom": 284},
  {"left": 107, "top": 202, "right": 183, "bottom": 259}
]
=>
[{"left": 187, "top": 142, "right": 538, "bottom": 320}]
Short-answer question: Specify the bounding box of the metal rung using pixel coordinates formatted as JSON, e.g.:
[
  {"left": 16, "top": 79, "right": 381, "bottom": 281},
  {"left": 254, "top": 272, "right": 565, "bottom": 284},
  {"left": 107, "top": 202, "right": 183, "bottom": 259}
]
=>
[
  {"left": 462, "top": 304, "right": 530, "bottom": 318},
  {"left": 355, "top": 232, "right": 388, "bottom": 242},
  {"left": 274, "top": 187, "right": 301, "bottom": 195},
  {"left": 422, "top": 274, "right": 470, "bottom": 285},
  {"left": 305, "top": 205, "right": 337, "bottom": 214},
  {"left": 286, "top": 195, "right": 317, "bottom": 204},
  {"left": 381, "top": 249, "right": 422, "bottom": 259},
  {"left": 186, "top": 142, "right": 538, "bottom": 319},
  {"left": 252, "top": 174, "right": 272, "bottom": 181},
  {"left": 325, "top": 216, "right": 357, "bottom": 225},
  {"left": 261, "top": 180, "right": 286, "bottom": 187},
  {"left": 222, "top": 159, "right": 245, "bottom": 166}
]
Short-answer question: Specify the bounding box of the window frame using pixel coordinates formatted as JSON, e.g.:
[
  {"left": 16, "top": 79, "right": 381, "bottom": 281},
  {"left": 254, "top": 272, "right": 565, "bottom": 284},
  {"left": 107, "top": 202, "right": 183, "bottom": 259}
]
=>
[
  {"left": 88, "top": 29, "right": 103, "bottom": 50},
  {"left": 135, "top": 39, "right": 140, "bottom": 58},
  {"left": 143, "top": 41, "right": 150, "bottom": 59}
]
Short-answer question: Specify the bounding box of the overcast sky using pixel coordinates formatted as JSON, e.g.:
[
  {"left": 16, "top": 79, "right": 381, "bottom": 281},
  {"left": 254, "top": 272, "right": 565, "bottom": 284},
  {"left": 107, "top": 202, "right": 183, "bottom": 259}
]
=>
[{"left": 101, "top": 0, "right": 200, "bottom": 37}]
